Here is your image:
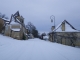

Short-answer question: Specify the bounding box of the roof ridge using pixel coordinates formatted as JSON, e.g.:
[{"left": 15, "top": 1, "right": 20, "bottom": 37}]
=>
[
  {"left": 63, "top": 20, "right": 76, "bottom": 30},
  {"left": 53, "top": 20, "right": 77, "bottom": 32}
]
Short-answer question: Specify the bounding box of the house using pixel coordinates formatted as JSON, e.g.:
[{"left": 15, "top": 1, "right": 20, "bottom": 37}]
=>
[
  {"left": 0, "top": 18, "right": 5, "bottom": 33},
  {"left": 49, "top": 20, "right": 80, "bottom": 46},
  {"left": 0, "top": 18, "right": 9, "bottom": 34},
  {"left": 4, "top": 11, "right": 28, "bottom": 40}
]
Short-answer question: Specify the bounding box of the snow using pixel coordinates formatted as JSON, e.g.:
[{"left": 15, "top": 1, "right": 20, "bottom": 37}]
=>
[
  {"left": 39, "top": 31, "right": 49, "bottom": 35},
  {"left": 43, "top": 35, "right": 49, "bottom": 40},
  {"left": 65, "top": 23, "right": 76, "bottom": 31},
  {"left": 10, "top": 17, "right": 20, "bottom": 25},
  {"left": 11, "top": 29, "right": 20, "bottom": 31},
  {"left": 53, "top": 22, "right": 79, "bottom": 32},
  {"left": 10, "top": 24, "right": 21, "bottom": 31},
  {"left": 53, "top": 22, "right": 62, "bottom": 32},
  {"left": 10, "top": 19, "right": 21, "bottom": 31},
  {"left": 2, "top": 18, "right": 10, "bottom": 21},
  {"left": 10, "top": 21, "right": 19, "bottom": 24},
  {"left": 0, "top": 35, "right": 80, "bottom": 60},
  {"left": 43, "top": 36, "right": 49, "bottom": 38},
  {"left": 5, "top": 21, "right": 9, "bottom": 23}
]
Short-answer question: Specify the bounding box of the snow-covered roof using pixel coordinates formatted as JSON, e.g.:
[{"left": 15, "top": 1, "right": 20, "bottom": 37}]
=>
[
  {"left": 17, "top": 16, "right": 24, "bottom": 20},
  {"left": 1, "top": 18, "right": 10, "bottom": 21},
  {"left": 10, "top": 17, "right": 20, "bottom": 25},
  {"left": 6, "top": 22, "right": 9, "bottom": 23},
  {"left": 53, "top": 20, "right": 79, "bottom": 32},
  {"left": 10, "top": 21, "right": 20, "bottom": 25},
  {"left": 11, "top": 29, "right": 20, "bottom": 31},
  {"left": 16, "top": 18, "right": 21, "bottom": 23}
]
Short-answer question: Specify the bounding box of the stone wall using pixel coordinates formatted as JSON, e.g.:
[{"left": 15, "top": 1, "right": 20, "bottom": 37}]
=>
[
  {"left": 11, "top": 24, "right": 21, "bottom": 28},
  {"left": 0, "top": 18, "right": 5, "bottom": 33},
  {"left": 11, "top": 31, "right": 20, "bottom": 40},
  {"left": 4, "top": 23, "right": 28, "bottom": 40},
  {"left": 49, "top": 32, "right": 80, "bottom": 46},
  {"left": 4, "top": 25, "right": 11, "bottom": 36}
]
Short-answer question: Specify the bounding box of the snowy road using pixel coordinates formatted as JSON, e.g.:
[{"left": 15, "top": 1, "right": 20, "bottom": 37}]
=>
[{"left": 0, "top": 35, "right": 80, "bottom": 60}]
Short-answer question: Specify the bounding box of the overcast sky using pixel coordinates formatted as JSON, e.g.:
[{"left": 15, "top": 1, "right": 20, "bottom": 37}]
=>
[{"left": 0, "top": 0, "right": 80, "bottom": 32}]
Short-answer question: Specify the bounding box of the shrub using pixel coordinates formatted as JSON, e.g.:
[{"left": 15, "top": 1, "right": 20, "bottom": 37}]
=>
[{"left": 22, "top": 33, "right": 26, "bottom": 40}]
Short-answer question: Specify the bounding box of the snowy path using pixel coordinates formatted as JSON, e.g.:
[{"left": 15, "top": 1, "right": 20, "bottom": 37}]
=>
[{"left": 0, "top": 35, "right": 80, "bottom": 60}]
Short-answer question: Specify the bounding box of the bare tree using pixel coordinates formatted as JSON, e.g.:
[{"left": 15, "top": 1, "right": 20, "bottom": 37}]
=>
[
  {"left": 26, "top": 22, "right": 36, "bottom": 33},
  {"left": 0, "top": 13, "right": 8, "bottom": 19},
  {"left": 26, "top": 22, "right": 38, "bottom": 38}
]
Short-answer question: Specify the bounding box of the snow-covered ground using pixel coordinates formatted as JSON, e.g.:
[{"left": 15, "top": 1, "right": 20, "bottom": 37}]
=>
[{"left": 0, "top": 35, "right": 80, "bottom": 60}]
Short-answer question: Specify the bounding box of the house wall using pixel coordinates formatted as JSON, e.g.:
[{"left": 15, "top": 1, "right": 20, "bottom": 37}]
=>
[
  {"left": 17, "top": 25, "right": 27, "bottom": 40},
  {"left": 4, "top": 24, "right": 23, "bottom": 40},
  {"left": 20, "top": 28, "right": 23, "bottom": 39},
  {"left": 0, "top": 18, "right": 5, "bottom": 33},
  {"left": 11, "top": 31, "right": 20, "bottom": 40},
  {"left": 24, "top": 29, "right": 28, "bottom": 40},
  {"left": 56, "top": 32, "right": 80, "bottom": 46},
  {"left": 11, "top": 24, "right": 24, "bottom": 40},
  {"left": 49, "top": 33, "right": 54, "bottom": 42},
  {"left": 49, "top": 32, "right": 80, "bottom": 46},
  {"left": 23, "top": 27, "right": 30, "bottom": 40},
  {"left": 11, "top": 28, "right": 24, "bottom": 40},
  {"left": 4, "top": 20, "right": 27, "bottom": 40},
  {"left": 4, "top": 25, "right": 11, "bottom": 36},
  {"left": 11, "top": 24, "right": 21, "bottom": 28}
]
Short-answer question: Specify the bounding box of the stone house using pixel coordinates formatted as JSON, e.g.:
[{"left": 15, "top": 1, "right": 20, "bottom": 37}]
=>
[
  {"left": 4, "top": 11, "right": 28, "bottom": 40},
  {"left": 0, "top": 18, "right": 9, "bottom": 34},
  {"left": 49, "top": 20, "right": 80, "bottom": 46}
]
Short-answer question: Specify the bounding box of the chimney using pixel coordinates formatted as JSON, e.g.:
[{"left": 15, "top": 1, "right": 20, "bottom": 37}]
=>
[
  {"left": 61, "top": 22, "right": 65, "bottom": 31},
  {"left": 51, "top": 26, "right": 55, "bottom": 31}
]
